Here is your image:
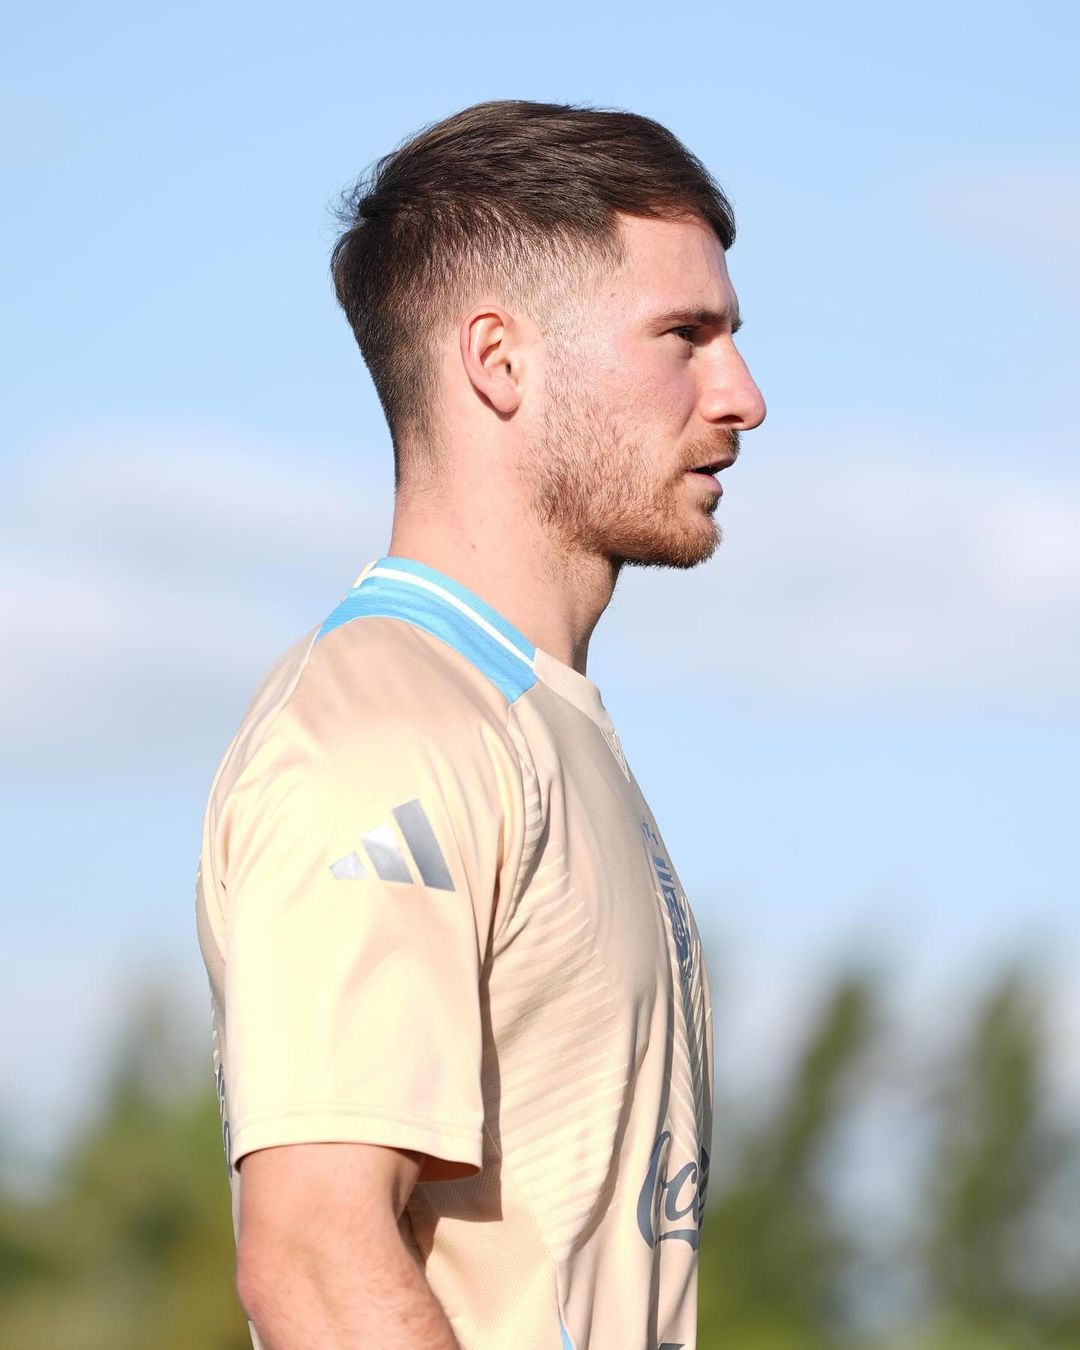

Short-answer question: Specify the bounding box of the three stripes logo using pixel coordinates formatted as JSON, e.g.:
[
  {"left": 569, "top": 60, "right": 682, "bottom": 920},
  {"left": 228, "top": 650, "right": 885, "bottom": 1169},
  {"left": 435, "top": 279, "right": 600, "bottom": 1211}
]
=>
[{"left": 329, "top": 798, "right": 455, "bottom": 892}]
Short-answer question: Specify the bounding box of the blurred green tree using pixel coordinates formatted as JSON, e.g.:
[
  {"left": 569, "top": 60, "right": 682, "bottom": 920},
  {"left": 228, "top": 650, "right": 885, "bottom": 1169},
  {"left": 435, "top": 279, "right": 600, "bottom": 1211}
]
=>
[
  {"left": 2, "top": 963, "right": 1079, "bottom": 1349},
  {"left": 697, "top": 973, "right": 879, "bottom": 1349},
  {"left": 911, "top": 969, "right": 1080, "bottom": 1349},
  {"left": 0, "top": 985, "right": 249, "bottom": 1350}
]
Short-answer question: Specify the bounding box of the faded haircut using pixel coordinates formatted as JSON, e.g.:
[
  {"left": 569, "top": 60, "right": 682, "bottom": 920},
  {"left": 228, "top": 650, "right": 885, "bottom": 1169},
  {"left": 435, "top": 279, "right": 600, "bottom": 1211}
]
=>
[{"left": 330, "top": 99, "right": 736, "bottom": 482}]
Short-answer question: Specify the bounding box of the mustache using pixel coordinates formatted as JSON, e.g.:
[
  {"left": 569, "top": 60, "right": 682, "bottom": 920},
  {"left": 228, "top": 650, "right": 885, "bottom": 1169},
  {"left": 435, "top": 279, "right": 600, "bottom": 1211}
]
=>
[{"left": 682, "top": 428, "right": 740, "bottom": 471}]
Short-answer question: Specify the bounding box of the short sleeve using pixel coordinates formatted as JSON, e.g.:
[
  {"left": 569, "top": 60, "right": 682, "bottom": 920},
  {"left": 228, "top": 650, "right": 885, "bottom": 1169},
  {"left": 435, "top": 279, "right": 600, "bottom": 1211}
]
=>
[{"left": 219, "top": 686, "right": 521, "bottom": 1181}]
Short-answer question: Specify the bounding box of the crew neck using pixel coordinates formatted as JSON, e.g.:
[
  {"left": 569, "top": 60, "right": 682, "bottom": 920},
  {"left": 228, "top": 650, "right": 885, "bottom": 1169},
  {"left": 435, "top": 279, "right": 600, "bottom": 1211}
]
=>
[{"left": 341, "top": 555, "right": 620, "bottom": 747}]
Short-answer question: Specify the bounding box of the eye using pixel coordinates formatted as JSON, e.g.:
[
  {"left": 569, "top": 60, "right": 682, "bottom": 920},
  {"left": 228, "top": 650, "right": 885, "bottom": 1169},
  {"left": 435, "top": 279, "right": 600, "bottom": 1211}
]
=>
[{"left": 670, "top": 325, "right": 697, "bottom": 344}]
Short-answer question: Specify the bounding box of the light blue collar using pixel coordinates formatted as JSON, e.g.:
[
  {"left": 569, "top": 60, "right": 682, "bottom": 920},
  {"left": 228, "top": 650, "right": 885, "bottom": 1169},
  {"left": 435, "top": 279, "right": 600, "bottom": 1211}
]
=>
[{"left": 317, "top": 555, "right": 538, "bottom": 703}]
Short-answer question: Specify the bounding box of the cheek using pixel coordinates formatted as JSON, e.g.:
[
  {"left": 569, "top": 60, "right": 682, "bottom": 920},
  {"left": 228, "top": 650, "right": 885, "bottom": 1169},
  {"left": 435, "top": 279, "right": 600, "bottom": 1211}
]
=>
[
  {"left": 584, "top": 336, "right": 698, "bottom": 441},
  {"left": 631, "top": 376, "right": 696, "bottom": 441},
  {"left": 614, "top": 347, "right": 698, "bottom": 424}
]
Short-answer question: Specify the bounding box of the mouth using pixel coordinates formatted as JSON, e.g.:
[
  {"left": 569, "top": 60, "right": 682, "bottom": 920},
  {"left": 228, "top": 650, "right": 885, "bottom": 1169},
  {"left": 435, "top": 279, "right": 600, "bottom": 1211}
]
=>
[{"left": 684, "top": 460, "right": 726, "bottom": 494}]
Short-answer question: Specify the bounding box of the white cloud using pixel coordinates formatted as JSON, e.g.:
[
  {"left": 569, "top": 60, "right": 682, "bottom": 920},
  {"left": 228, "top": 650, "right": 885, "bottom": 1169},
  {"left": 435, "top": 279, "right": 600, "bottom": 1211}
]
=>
[
  {"left": 1, "top": 422, "right": 393, "bottom": 763},
  {"left": 4, "top": 420, "right": 1078, "bottom": 770},
  {"left": 606, "top": 426, "right": 1080, "bottom": 703}
]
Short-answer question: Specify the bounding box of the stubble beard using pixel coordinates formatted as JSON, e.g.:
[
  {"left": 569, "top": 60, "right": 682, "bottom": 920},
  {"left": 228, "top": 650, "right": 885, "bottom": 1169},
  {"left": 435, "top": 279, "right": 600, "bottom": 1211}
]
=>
[{"left": 526, "top": 362, "right": 728, "bottom": 573}]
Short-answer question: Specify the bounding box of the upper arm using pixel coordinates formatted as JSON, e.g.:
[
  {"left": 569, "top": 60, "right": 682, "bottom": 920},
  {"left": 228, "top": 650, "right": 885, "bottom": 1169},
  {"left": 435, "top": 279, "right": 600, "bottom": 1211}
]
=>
[
  {"left": 218, "top": 666, "right": 523, "bottom": 1184},
  {"left": 237, "top": 1138, "right": 423, "bottom": 1255},
  {"left": 235, "top": 1140, "right": 424, "bottom": 1319}
]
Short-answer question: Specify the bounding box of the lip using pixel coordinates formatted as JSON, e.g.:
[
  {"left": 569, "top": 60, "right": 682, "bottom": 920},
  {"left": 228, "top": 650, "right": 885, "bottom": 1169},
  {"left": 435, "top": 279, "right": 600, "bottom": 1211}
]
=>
[{"left": 684, "top": 469, "right": 723, "bottom": 495}]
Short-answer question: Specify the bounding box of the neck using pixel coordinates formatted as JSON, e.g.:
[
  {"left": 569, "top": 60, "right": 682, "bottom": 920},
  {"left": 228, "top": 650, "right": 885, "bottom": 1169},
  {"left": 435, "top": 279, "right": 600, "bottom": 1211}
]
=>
[{"left": 387, "top": 480, "right": 618, "bottom": 677}]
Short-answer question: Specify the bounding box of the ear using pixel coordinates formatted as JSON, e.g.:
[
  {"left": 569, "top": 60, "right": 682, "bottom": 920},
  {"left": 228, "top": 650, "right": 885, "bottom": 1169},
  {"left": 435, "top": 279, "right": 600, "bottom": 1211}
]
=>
[{"left": 458, "top": 306, "right": 523, "bottom": 416}]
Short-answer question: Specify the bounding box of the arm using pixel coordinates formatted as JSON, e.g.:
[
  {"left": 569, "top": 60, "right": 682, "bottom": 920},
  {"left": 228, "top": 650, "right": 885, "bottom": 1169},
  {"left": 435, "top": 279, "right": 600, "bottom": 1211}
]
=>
[
  {"left": 218, "top": 650, "right": 524, "bottom": 1346},
  {"left": 236, "top": 1141, "right": 460, "bottom": 1350}
]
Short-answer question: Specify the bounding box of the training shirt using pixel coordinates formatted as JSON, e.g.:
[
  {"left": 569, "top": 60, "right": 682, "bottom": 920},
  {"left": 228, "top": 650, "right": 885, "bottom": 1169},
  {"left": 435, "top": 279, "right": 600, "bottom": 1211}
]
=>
[{"left": 195, "top": 555, "right": 714, "bottom": 1350}]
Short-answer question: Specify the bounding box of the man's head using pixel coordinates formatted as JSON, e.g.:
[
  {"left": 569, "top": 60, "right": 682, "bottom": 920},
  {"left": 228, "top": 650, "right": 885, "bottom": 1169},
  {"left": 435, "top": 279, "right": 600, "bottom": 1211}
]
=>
[{"left": 331, "top": 99, "right": 765, "bottom": 571}]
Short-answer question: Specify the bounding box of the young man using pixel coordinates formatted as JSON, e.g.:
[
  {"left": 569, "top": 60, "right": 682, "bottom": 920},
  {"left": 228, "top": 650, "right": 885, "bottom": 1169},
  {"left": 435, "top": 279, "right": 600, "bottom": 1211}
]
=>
[{"left": 195, "top": 99, "right": 765, "bottom": 1350}]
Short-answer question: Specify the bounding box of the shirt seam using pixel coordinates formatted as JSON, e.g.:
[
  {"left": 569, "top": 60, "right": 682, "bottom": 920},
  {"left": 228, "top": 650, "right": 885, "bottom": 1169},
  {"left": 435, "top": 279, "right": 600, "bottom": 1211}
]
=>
[
  {"left": 499, "top": 694, "right": 539, "bottom": 943},
  {"left": 232, "top": 1101, "right": 482, "bottom": 1142}
]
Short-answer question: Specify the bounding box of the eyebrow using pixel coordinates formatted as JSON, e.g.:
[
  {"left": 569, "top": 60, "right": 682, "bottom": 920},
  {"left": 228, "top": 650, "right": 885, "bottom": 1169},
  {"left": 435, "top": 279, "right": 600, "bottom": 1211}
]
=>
[{"left": 648, "top": 306, "right": 743, "bottom": 334}]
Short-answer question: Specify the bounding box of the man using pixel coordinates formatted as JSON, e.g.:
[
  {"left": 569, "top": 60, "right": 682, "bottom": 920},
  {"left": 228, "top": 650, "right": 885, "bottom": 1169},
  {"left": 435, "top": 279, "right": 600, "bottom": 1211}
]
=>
[{"left": 195, "top": 99, "right": 765, "bottom": 1350}]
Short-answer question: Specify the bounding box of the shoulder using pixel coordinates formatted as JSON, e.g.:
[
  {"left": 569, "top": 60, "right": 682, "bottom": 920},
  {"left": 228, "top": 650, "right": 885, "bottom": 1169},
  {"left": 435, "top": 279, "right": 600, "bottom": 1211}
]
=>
[
  {"left": 219, "top": 614, "right": 526, "bottom": 853},
  {"left": 290, "top": 612, "right": 520, "bottom": 754}
]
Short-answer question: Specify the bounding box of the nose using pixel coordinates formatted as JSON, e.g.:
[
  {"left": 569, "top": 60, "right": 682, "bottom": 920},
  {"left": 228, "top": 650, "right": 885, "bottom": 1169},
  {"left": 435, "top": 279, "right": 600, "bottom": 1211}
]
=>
[{"left": 699, "top": 343, "right": 767, "bottom": 430}]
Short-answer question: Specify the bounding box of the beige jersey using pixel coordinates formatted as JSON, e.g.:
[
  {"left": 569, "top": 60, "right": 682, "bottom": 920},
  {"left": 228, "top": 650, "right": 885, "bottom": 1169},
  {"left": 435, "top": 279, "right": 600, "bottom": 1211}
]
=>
[{"left": 195, "top": 555, "right": 713, "bottom": 1350}]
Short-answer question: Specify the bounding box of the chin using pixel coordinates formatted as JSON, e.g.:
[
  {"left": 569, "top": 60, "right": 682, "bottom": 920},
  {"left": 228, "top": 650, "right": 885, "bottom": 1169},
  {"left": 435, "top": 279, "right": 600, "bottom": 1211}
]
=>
[{"left": 617, "top": 522, "right": 721, "bottom": 571}]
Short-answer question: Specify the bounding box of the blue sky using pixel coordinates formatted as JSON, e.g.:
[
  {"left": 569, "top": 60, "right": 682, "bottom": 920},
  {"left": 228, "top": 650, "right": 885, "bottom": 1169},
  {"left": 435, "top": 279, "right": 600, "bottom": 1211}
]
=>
[{"left": 2, "top": 0, "right": 1077, "bottom": 1175}]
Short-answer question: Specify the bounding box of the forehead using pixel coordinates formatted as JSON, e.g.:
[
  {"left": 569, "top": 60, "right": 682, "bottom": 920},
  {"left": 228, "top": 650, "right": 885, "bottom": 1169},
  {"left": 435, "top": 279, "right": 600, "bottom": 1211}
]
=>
[{"left": 605, "top": 212, "right": 736, "bottom": 318}]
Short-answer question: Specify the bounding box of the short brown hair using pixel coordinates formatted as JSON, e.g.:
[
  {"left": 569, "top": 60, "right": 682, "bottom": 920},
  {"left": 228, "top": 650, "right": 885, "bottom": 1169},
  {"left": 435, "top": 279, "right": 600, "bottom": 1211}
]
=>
[{"left": 330, "top": 100, "right": 736, "bottom": 480}]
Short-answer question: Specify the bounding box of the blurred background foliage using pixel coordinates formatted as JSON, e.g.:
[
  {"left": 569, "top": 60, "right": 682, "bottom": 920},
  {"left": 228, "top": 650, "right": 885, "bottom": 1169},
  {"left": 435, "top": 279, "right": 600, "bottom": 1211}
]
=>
[{"left": 2, "top": 964, "right": 1079, "bottom": 1349}]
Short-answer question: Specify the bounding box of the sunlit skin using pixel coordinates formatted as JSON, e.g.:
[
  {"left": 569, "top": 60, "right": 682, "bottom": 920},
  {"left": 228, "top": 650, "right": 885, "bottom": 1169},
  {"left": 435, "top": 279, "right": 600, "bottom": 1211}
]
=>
[{"left": 388, "top": 212, "right": 767, "bottom": 674}]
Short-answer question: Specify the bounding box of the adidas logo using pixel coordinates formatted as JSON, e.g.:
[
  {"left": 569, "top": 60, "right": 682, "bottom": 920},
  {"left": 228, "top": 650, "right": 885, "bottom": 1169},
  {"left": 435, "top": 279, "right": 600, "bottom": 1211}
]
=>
[{"left": 329, "top": 798, "right": 455, "bottom": 892}]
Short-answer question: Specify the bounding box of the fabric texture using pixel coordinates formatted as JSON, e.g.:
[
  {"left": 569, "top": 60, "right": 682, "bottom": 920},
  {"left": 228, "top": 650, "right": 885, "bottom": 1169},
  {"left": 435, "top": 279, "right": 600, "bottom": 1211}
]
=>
[{"left": 195, "top": 556, "right": 714, "bottom": 1350}]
